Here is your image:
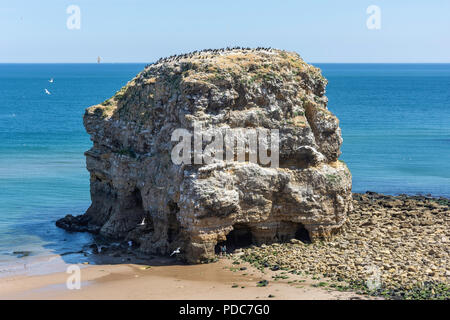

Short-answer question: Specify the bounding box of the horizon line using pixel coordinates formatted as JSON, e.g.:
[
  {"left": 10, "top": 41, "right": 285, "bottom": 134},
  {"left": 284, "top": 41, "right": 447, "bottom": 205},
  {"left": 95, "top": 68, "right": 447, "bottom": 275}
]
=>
[{"left": 1, "top": 61, "right": 450, "bottom": 64}]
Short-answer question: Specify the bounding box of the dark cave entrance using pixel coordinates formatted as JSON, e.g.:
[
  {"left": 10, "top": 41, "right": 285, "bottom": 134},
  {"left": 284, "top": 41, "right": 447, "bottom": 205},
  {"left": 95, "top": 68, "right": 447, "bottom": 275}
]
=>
[
  {"left": 127, "top": 188, "right": 148, "bottom": 226},
  {"left": 294, "top": 224, "right": 311, "bottom": 243},
  {"left": 215, "top": 224, "right": 253, "bottom": 254},
  {"left": 167, "top": 200, "right": 180, "bottom": 243},
  {"left": 132, "top": 188, "right": 143, "bottom": 208}
]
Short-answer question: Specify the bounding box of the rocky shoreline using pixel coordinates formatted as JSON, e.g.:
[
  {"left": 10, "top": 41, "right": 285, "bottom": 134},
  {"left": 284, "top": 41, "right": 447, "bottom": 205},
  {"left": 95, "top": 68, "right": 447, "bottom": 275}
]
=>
[
  {"left": 237, "top": 192, "right": 450, "bottom": 300},
  {"left": 56, "top": 191, "right": 449, "bottom": 299}
]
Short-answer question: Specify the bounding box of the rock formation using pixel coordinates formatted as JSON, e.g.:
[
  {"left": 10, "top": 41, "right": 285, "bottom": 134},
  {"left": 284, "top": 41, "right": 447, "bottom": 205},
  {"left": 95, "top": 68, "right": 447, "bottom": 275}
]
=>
[{"left": 57, "top": 48, "right": 352, "bottom": 263}]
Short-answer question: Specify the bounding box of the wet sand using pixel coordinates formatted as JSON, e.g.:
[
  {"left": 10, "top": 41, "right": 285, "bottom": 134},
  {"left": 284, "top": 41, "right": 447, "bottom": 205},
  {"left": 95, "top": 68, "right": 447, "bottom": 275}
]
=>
[{"left": 0, "top": 257, "right": 373, "bottom": 300}]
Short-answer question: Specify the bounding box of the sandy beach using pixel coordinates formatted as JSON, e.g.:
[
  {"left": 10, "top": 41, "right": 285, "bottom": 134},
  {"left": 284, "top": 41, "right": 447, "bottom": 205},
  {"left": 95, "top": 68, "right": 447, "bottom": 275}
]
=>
[
  {"left": 0, "top": 192, "right": 448, "bottom": 300},
  {"left": 1, "top": 192, "right": 448, "bottom": 300},
  {"left": 0, "top": 256, "right": 372, "bottom": 300}
]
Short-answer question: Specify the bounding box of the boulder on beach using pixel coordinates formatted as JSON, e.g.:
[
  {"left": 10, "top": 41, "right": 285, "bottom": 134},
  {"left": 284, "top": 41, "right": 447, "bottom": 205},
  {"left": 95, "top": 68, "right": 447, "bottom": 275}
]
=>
[{"left": 57, "top": 48, "right": 352, "bottom": 263}]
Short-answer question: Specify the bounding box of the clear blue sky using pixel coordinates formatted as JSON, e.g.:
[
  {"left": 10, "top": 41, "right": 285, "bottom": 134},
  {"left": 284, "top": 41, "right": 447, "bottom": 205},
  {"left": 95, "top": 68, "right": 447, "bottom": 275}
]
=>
[{"left": 1, "top": 0, "right": 449, "bottom": 63}]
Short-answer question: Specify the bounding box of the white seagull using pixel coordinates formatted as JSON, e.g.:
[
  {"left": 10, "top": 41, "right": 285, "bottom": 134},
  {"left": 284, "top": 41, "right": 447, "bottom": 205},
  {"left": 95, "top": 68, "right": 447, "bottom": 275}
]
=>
[
  {"left": 49, "top": 78, "right": 54, "bottom": 83},
  {"left": 138, "top": 218, "right": 146, "bottom": 226},
  {"left": 44, "top": 89, "right": 51, "bottom": 95},
  {"left": 170, "top": 247, "right": 181, "bottom": 256}
]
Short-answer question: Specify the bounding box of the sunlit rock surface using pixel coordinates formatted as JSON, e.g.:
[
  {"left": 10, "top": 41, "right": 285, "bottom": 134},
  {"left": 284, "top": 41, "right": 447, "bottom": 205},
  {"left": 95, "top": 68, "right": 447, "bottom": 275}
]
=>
[{"left": 57, "top": 48, "right": 352, "bottom": 263}]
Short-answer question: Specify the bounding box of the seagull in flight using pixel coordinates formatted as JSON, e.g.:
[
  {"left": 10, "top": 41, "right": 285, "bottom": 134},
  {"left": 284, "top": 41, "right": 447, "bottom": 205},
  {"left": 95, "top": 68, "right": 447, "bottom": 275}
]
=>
[
  {"left": 138, "top": 218, "right": 146, "bottom": 226},
  {"left": 44, "top": 89, "right": 51, "bottom": 95},
  {"left": 170, "top": 247, "right": 181, "bottom": 256}
]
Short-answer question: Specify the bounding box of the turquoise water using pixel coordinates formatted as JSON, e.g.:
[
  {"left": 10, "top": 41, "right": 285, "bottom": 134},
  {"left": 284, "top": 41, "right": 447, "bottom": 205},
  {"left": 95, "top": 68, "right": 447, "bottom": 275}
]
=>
[
  {"left": 319, "top": 64, "right": 450, "bottom": 197},
  {"left": 0, "top": 63, "right": 449, "bottom": 262},
  {"left": 0, "top": 64, "right": 146, "bottom": 263}
]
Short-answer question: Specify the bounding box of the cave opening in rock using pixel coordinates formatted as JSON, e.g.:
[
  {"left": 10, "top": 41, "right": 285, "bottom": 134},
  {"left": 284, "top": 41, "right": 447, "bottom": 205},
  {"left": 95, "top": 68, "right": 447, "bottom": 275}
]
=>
[
  {"left": 125, "top": 188, "right": 147, "bottom": 224},
  {"left": 130, "top": 188, "right": 154, "bottom": 232},
  {"left": 294, "top": 224, "right": 311, "bottom": 243},
  {"left": 215, "top": 224, "right": 253, "bottom": 254},
  {"left": 167, "top": 200, "right": 180, "bottom": 243},
  {"left": 131, "top": 188, "right": 143, "bottom": 207}
]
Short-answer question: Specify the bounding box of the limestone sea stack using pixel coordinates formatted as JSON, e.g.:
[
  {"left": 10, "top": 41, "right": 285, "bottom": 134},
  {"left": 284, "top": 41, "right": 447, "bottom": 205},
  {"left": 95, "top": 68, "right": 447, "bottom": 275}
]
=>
[{"left": 57, "top": 48, "right": 353, "bottom": 263}]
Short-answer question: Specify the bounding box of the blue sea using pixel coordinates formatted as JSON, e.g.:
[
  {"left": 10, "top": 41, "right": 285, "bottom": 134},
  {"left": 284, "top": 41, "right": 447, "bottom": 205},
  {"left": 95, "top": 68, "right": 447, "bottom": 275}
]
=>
[{"left": 0, "top": 63, "right": 449, "bottom": 265}]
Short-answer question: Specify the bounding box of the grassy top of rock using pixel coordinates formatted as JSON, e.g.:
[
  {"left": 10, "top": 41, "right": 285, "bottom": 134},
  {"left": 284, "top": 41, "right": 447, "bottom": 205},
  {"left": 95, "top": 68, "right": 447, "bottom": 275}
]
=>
[{"left": 86, "top": 48, "right": 329, "bottom": 122}]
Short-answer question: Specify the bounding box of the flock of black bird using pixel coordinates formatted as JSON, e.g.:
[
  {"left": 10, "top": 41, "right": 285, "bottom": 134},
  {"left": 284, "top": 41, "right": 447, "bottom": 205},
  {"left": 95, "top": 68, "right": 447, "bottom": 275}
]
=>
[{"left": 147, "top": 47, "right": 275, "bottom": 67}]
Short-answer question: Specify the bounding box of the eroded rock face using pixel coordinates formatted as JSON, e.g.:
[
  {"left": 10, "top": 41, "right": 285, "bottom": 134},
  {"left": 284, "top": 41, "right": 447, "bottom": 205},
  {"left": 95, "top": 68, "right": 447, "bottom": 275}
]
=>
[{"left": 58, "top": 48, "right": 352, "bottom": 263}]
